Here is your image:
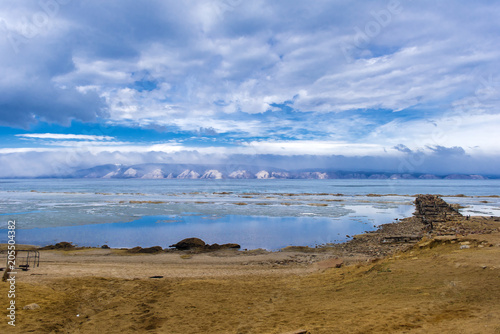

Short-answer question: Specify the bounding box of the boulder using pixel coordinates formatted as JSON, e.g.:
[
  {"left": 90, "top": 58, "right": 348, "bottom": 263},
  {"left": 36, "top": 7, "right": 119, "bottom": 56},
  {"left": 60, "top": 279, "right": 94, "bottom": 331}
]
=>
[
  {"left": 23, "top": 303, "right": 40, "bottom": 310},
  {"left": 169, "top": 238, "right": 206, "bottom": 250},
  {"left": 40, "top": 242, "right": 75, "bottom": 250},
  {"left": 206, "top": 243, "right": 241, "bottom": 250},
  {"left": 220, "top": 243, "right": 241, "bottom": 249},
  {"left": 140, "top": 246, "right": 163, "bottom": 253},
  {"left": 127, "top": 246, "right": 143, "bottom": 253},
  {"left": 127, "top": 246, "right": 163, "bottom": 254},
  {"left": 169, "top": 238, "right": 240, "bottom": 251}
]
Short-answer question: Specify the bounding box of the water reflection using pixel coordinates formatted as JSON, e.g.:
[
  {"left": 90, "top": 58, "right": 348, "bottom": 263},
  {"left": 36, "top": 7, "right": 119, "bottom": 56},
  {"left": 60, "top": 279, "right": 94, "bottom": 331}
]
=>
[{"left": 14, "top": 204, "right": 413, "bottom": 250}]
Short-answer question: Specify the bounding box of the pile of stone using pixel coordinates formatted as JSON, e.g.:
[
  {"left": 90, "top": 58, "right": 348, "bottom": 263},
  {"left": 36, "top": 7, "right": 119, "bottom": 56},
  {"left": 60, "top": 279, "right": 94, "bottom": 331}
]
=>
[
  {"left": 414, "top": 194, "right": 462, "bottom": 226},
  {"left": 327, "top": 195, "right": 464, "bottom": 258}
]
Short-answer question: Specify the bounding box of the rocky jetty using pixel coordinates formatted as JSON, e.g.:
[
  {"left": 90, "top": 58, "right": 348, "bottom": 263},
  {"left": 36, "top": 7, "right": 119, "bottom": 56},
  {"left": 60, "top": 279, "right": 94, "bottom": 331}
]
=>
[
  {"left": 320, "top": 194, "right": 485, "bottom": 258},
  {"left": 414, "top": 194, "right": 462, "bottom": 225}
]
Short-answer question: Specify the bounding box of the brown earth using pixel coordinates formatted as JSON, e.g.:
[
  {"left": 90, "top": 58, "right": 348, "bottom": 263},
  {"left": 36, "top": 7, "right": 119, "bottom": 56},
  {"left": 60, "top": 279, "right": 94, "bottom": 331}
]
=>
[{"left": 1, "top": 197, "right": 500, "bottom": 333}]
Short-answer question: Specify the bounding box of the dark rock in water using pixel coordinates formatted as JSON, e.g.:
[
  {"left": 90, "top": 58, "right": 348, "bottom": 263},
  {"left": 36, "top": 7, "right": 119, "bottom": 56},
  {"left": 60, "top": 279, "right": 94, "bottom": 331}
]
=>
[
  {"left": 40, "top": 242, "right": 75, "bottom": 250},
  {"left": 101, "top": 244, "right": 110, "bottom": 249},
  {"left": 169, "top": 238, "right": 206, "bottom": 250}
]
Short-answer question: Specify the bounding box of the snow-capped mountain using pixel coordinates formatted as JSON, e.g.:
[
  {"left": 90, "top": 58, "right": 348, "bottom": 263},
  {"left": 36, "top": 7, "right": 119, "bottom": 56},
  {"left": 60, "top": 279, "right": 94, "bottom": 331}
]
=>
[
  {"left": 255, "top": 170, "right": 270, "bottom": 179},
  {"left": 141, "top": 169, "right": 165, "bottom": 179},
  {"left": 65, "top": 163, "right": 491, "bottom": 180},
  {"left": 177, "top": 170, "right": 200, "bottom": 179},
  {"left": 123, "top": 168, "right": 138, "bottom": 178},
  {"left": 200, "top": 170, "right": 223, "bottom": 179},
  {"left": 228, "top": 170, "right": 254, "bottom": 179}
]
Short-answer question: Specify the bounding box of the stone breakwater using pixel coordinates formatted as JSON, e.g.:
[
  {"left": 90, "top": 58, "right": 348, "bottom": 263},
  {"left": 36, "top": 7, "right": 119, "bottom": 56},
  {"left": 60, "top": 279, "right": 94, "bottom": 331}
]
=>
[
  {"left": 414, "top": 194, "right": 462, "bottom": 225},
  {"left": 313, "top": 194, "right": 499, "bottom": 258}
]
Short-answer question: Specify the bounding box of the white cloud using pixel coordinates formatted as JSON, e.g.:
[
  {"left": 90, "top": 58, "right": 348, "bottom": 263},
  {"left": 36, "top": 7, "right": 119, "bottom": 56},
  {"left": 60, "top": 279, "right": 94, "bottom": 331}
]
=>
[
  {"left": 366, "top": 113, "right": 500, "bottom": 155},
  {"left": 0, "top": 139, "right": 387, "bottom": 157},
  {"left": 1, "top": 0, "right": 500, "bottom": 174},
  {"left": 16, "top": 133, "right": 115, "bottom": 141},
  {"left": 241, "top": 140, "right": 388, "bottom": 156}
]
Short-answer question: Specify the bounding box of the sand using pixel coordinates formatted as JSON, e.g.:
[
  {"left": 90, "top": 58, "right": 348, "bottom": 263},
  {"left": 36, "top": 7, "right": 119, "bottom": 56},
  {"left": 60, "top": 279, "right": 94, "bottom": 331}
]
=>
[{"left": 1, "top": 207, "right": 500, "bottom": 333}]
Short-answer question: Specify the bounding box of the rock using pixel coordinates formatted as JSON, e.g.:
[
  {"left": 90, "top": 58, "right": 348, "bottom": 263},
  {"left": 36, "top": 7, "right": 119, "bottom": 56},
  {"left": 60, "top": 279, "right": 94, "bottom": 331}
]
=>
[
  {"left": 127, "top": 246, "right": 143, "bottom": 253},
  {"left": 207, "top": 243, "right": 220, "bottom": 249},
  {"left": 23, "top": 303, "right": 40, "bottom": 310},
  {"left": 169, "top": 238, "right": 206, "bottom": 250},
  {"left": 207, "top": 243, "right": 241, "bottom": 250},
  {"left": 127, "top": 246, "right": 163, "bottom": 254},
  {"left": 140, "top": 246, "right": 163, "bottom": 253},
  {"left": 169, "top": 238, "right": 240, "bottom": 251},
  {"left": 40, "top": 242, "right": 75, "bottom": 250},
  {"left": 221, "top": 243, "right": 241, "bottom": 249}
]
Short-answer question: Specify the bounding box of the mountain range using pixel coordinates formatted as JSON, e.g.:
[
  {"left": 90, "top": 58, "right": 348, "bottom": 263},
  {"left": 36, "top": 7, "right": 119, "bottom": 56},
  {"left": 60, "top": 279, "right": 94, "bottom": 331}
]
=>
[{"left": 62, "top": 164, "right": 493, "bottom": 180}]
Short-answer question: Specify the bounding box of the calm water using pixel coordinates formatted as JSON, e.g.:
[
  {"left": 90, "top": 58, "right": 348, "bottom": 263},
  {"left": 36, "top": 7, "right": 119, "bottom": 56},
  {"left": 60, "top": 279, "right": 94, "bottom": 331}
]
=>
[{"left": 1, "top": 179, "right": 499, "bottom": 250}]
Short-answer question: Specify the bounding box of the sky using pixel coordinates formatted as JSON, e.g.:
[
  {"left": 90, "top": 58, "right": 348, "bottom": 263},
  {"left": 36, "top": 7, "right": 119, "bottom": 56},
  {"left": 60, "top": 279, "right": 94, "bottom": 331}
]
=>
[{"left": 0, "top": 0, "right": 499, "bottom": 177}]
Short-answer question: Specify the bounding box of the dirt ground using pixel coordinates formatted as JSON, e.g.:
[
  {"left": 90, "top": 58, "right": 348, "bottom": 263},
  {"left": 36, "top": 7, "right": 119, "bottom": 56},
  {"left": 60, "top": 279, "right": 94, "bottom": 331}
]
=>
[{"left": 1, "top": 222, "right": 500, "bottom": 334}]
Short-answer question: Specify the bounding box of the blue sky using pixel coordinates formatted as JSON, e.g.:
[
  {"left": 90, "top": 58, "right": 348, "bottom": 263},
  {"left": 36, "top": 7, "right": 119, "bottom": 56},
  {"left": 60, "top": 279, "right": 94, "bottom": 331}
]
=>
[{"left": 0, "top": 0, "right": 499, "bottom": 177}]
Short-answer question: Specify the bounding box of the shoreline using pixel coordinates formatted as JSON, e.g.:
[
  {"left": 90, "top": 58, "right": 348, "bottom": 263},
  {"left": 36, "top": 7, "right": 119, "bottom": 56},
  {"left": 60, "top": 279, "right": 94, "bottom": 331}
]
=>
[
  {"left": 1, "top": 195, "right": 500, "bottom": 333},
  {"left": 4, "top": 191, "right": 499, "bottom": 247},
  {"left": 3, "top": 195, "right": 499, "bottom": 261},
  {"left": 3, "top": 194, "right": 500, "bottom": 256}
]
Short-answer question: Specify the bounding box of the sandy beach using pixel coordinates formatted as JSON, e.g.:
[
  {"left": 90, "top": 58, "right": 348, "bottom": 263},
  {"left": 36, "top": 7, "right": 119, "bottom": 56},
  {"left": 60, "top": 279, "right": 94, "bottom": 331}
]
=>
[{"left": 1, "top": 197, "right": 500, "bottom": 333}]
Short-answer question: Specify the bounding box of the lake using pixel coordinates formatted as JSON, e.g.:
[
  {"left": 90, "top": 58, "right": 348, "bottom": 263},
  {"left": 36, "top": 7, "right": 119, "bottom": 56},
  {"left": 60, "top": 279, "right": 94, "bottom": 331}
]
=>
[{"left": 1, "top": 179, "right": 499, "bottom": 250}]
